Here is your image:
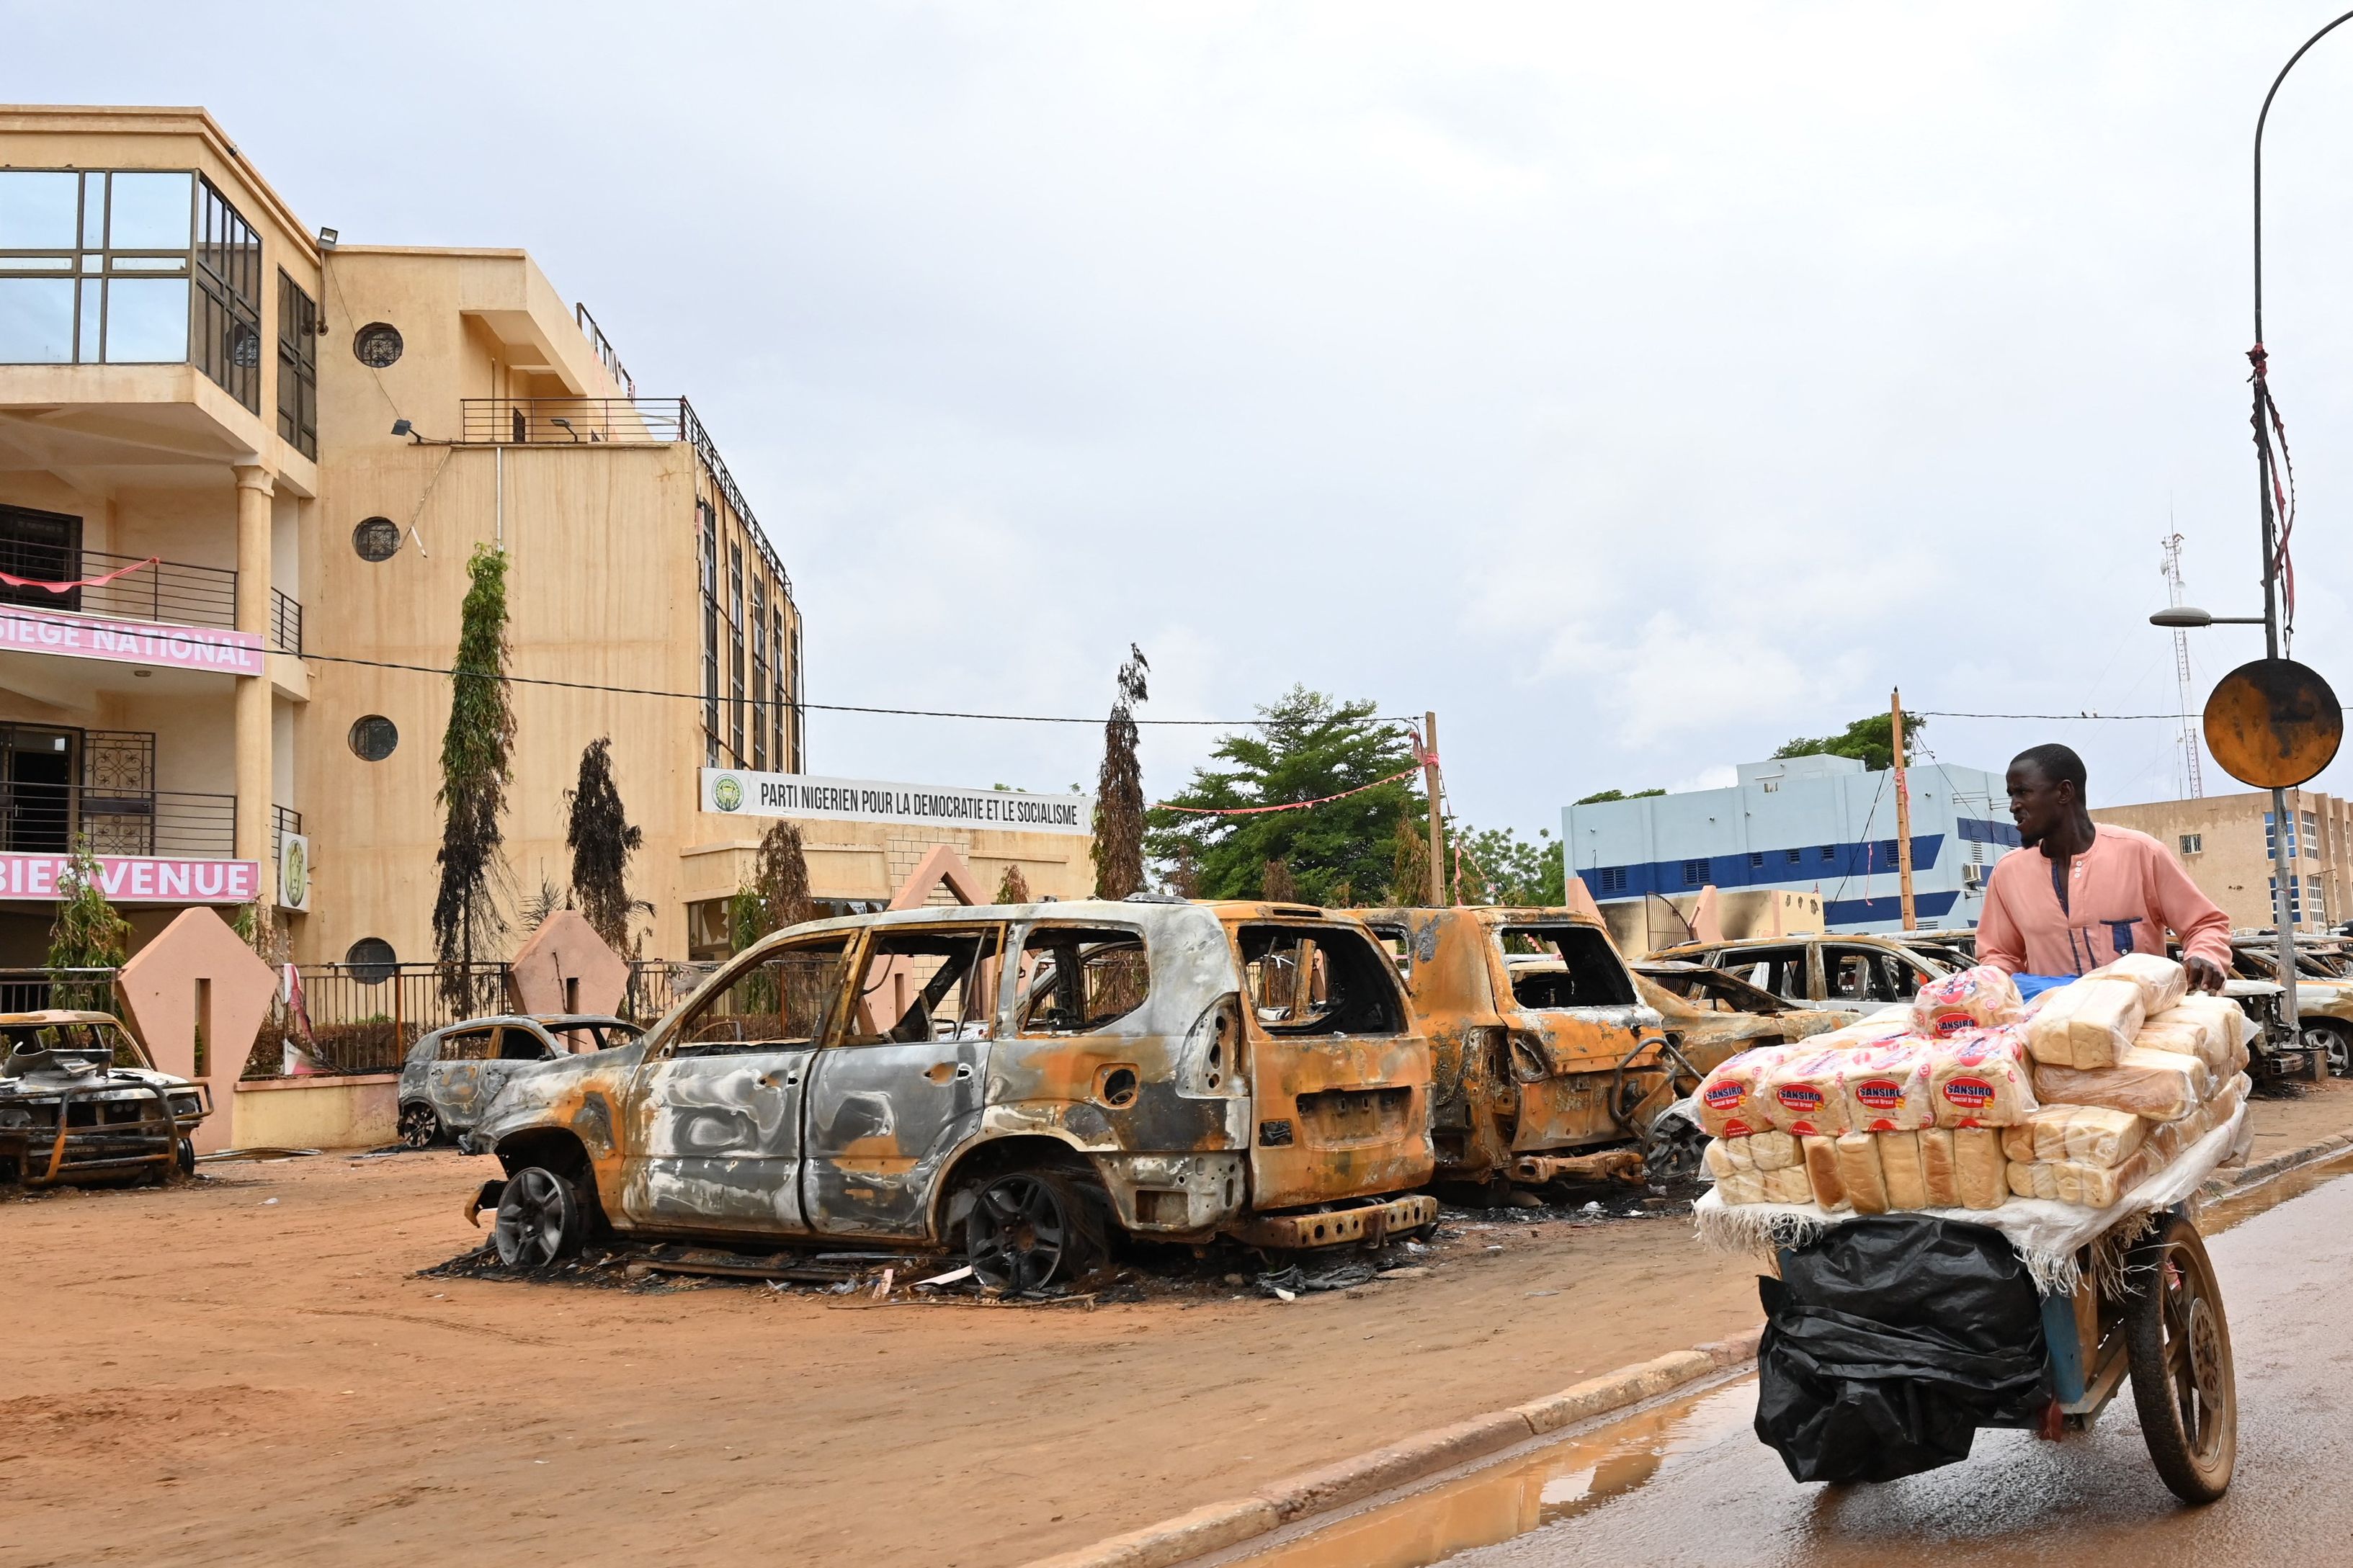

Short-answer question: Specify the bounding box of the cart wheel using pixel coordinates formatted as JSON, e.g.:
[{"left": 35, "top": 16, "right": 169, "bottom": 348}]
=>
[{"left": 2123, "top": 1209, "right": 2236, "bottom": 1503}]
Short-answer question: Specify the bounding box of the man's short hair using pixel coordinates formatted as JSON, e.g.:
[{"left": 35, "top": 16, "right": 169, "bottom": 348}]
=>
[{"left": 2012, "top": 743, "right": 2088, "bottom": 794}]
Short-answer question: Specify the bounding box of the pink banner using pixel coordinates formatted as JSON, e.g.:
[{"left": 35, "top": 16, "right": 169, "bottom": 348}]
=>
[
  {"left": 0, "top": 855, "right": 259, "bottom": 904},
  {"left": 0, "top": 606, "right": 264, "bottom": 673}
]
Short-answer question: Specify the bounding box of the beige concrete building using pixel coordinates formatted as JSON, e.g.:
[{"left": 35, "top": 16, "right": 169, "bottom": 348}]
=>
[
  {"left": 2092, "top": 788, "right": 2351, "bottom": 934},
  {"left": 0, "top": 105, "right": 1091, "bottom": 972}
]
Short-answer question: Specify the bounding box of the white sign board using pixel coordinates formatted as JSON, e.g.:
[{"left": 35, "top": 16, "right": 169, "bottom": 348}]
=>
[{"left": 700, "top": 769, "right": 1094, "bottom": 836}]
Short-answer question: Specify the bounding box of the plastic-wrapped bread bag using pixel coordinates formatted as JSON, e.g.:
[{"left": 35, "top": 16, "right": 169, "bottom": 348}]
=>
[
  {"left": 1761, "top": 1166, "right": 1815, "bottom": 1204},
  {"left": 1696, "top": 1048, "right": 1783, "bottom": 1138},
  {"left": 1999, "top": 1104, "right": 2148, "bottom": 1168},
  {"left": 1929, "top": 1027, "right": 2040, "bottom": 1127},
  {"left": 1911, "top": 965, "right": 2024, "bottom": 1039},
  {"left": 1835, "top": 1132, "right": 1890, "bottom": 1215},
  {"left": 1764, "top": 1049, "right": 1852, "bottom": 1138},
  {"left": 2007, "top": 1145, "right": 2160, "bottom": 1207},
  {"left": 1715, "top": 1169, "right": 1767, "bottom": 1206},
  {"left": 1802, "top": 1135, "right": 1847, "bottom": 1209},
  {"left": 1839, "top": 1044, "right": 1935, "bottom": 1132},
  {"left": 1918, "top": 1127, "right": 1961, "bottom": 1208},
  {"left": 1953, "top": 1127, "right": 2007, "bottom": 1209},
  {"left": 1878, "top": 1131, "right": 1931, "bottom": 1209},
  {"left": 2134, "top": 1013, "right": 2233, "bottom": 1075},
  {"left": 2024, "top": 977, "right": 2145, "bottom": 1070},
  {"left": 2170, "top": 993, "right": 2256, "bottom": 1064},
  {"left": 1805, "top": 1010, "right": 1921, "bottom": 1052},
  {"left": 2032, "top": 1046, "right": 2213, "bottom": 1124},
  {"left": 2089, "top": 952, "right": 2189, "bottom": 1015},
  {"left": 1747, "top": 1130, "right": 1803, "bottom": 1171}
]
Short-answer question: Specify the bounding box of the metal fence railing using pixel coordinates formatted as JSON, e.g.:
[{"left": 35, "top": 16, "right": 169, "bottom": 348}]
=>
[
  {"left": 270, "top": 587, "right": 300, "bottom": 654},
  {"left": 622, "top": 959, "right": 717, "bottom": 1027},
  {"left": 0, "top": 967, "right": 118, "bottom": 1015},
  {"left": 257, "top": 962, "right": 514, "bottom": 1078},
  {"left": 9, "top": 779, "right": 237, "bottom": 859}
]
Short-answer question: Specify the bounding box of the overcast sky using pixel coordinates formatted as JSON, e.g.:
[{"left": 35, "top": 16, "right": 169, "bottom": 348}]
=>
[{"left": 13, "top": 3, "right": 2353, "bottom": 837}]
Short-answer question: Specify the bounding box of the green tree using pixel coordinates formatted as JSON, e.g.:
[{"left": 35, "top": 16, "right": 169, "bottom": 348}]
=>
[
  {"left": 1455, "top": 825, "right": 1568, "bottom": 906},
  {"left": 995, "top": 864, "right": 1032, "bottom": 904},
  {"left": 432, "top": 544, "right": 517, "bottom": 1010},
  {"left": 1091, "top": 645, "right": 1150, "bottom": 899},
  {"left": 565, "top": 738, "right": 645, "bottom": 952},
  {"left": 730, "top": 819, "right": 817, "bottom": 954},
  {"left": 48, "top": 838, "right": 130, "bottom": 1013},
  {"left": 1773, "top": 712, "right": 1923, "bottom": 771},
  {"left": 1148, "top": 687, "right": 1419, "bottom": 904},
  {"left": 1574, "top": 787, "right": 1664, "bottom": 805}
]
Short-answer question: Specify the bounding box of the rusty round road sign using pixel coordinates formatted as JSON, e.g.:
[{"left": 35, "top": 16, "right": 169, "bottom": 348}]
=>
[{"left": 2204, "top": 658, "right": 2343, "bottom": 788}]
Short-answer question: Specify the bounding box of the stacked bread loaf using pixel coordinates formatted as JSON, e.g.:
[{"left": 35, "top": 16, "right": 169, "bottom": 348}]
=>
[{"left": 1697, "top": 957, "right": 2251, "bottom": 1214}]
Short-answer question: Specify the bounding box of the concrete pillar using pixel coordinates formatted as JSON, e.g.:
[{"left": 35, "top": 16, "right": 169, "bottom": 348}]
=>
[{"left": 233, "top": 465, "right": 274, "bottom": 870}]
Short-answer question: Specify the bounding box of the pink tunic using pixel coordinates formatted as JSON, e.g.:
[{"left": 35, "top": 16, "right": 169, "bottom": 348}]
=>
[{"left": 1977, "top": 823, "right": 2231, "bottom": 978}]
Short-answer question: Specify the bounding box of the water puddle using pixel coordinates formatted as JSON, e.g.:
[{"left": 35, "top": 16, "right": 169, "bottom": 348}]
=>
[
  {"left": 2201, "top": 1147, "right": 2353, "bottom": 1234},
  {"left": 1224, "top": 1376, "right": 1755, "bottom": 1568},
  {"left": 1226, "top": 1150, "right": 2353, "bottom": 1568}
]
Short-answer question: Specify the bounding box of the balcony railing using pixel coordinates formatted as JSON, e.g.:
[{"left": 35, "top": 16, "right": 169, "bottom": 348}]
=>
[
  {"left": 0, "top": 547, "right": 303, "bottom": 651},
  {"left": 272, "top": 805, "right": 302, "bottom": 872},
  {"left": 456, "top": 396, "right": 790, "bottom": 593}
]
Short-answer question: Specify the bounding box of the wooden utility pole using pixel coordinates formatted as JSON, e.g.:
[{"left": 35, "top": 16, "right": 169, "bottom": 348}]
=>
[
  {"left": 1421, "top": 711, "right": 1448, "bottom": 907},
  {"left": 1891, "top": 687, "right": 1916, "bottom": 930}
]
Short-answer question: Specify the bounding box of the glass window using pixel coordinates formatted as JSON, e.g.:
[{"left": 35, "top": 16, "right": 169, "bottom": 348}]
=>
[
  {"left": 102, "top": 277, "right": 189, "bottom": 362},
  {"left": 0, "top": 171, "right": 80, "bottom": 248},
  {"left": 277, "top": 272, "right": 318, "bottom": 458},
  {"left": 0, "top": 277, "right": 75, "bottom": 362},
  {"left": 679, "top": 935, "right": 854, "bottom": 1053},
  {"left": 844, "top": 926, "right": 1004, "bottom": 1045},
  {"left": 104, "top": 173, "right": 193, "bottom": 249},
  {"left": 728, "top": 544, "right": 746, "bottom": 764},
  {"left": 1018, "top": 925, "right": 1151, "bottom": 1034}
]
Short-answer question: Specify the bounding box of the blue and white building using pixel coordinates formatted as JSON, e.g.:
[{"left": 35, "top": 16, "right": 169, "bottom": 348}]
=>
[{"left": 1561, "top": 753, "right": 2021, "bottom": 933}]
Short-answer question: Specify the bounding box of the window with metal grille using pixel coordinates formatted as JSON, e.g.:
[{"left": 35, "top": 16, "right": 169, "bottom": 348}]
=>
[
  {"left": 276, "top": 271, "right": 318, "bottom": 457},
  {"left": 773, "top": 604, "right": 791, "bottom": 771},
  {"left": 1596, "top": 866, "right": 1628, "bottom": 894},
  {"left": 2180, "top": 833, "right": 2203, "bottom": 856},
  {"left": 352, "top": 516, "right": 400, "bottom": 562},
  {"left": 1681, "top": 859, "right": 1708, "bottom": 887},
  {"left": 698, "top": 501, "right": 720, "bottom": 766},
  {"left": 728, "top": 543, "right": 746, "bottom": 764},
  {"left": 353, "top": 321, "right": 401, "bottom": 367},
  {"left": 349, "top": 714, "right": 398, "bottom": 761},
  {"left": 749, "top": 576, "right": 769, "bottom": 771}
]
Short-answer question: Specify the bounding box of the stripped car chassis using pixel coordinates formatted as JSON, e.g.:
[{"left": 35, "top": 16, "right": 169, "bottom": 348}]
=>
[{"left": 1, "top": 1074, "right": 189, "bottom": 1188}]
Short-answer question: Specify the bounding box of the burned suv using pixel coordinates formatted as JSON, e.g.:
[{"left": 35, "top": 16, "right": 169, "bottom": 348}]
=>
[
  {"left": 0, "top": 1012, "right": 210, "bottom": 1187},
  {"left": 469, "top": 900, "right": 1437, "bottom": 1289},
  {"left": 1356, "top": 908, "right": 1695, "bottom": 1192}
]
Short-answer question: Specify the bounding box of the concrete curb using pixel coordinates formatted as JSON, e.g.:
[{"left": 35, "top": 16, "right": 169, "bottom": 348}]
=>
[
  {"left": 1019, "top": 1332, "right": 1762, "bottom": 1568},
  {"left": 1023, "top": 1128, "right": 2353, "bottom": 1568}
]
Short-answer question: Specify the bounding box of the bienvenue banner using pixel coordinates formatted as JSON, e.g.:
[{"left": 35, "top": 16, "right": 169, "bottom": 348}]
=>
[
  {"left": 0, "top": 855, "right": 260, "bottom": 904},
  {"left": 0, "top": 607, "right": 264, "bottom": 673},
  {"left": 701, "top": 769, "right": 1094, "bottom": 836}
]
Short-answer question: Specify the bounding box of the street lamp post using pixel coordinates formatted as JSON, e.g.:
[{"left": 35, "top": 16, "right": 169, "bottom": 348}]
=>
[{"left": 2247, "top": 14, "right": 2353, "bottom": 1034}]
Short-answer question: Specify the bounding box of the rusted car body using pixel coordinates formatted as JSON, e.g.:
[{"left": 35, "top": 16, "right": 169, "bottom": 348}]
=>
[
  {"left": 469, "top": 900, "right": 1437, "bottom": 1283},
  {"left": 399, "top": 1014, "right": 640, "bottom": 1147},
  {"left": 2224, "top": 941, "right": 2351, "bottom": 1078},
  {"left": 1353, "top": 907, "right": 1692, "bottom": 1189},
  {"left": 1629, "top": 960, "right": 1848, "bottom": 1061},
  {"left": 0, "top": 1011, "right": 209, "bottom": 1186},
  {"left": 1653, "top": 933, "right": 1954, "bottom": 1016}
]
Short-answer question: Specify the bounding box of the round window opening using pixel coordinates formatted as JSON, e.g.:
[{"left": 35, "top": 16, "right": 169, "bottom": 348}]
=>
[
  {"left": 346, "top": 938, "right": 398, "bottom": 985},
  {"left": 349, "top": 714, "right": 398, "bottom": 761},
  {"left": 353, "top": 322, "right": 404, "bottom": 368},
  {"left": 352, "top": 517, "right": 402, "bottom": 562}
]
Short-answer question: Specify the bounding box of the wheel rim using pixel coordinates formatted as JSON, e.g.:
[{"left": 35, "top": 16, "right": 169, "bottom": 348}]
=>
[
  {"left": 399, "top": 1106, "right": 437, "bottom": 1149},
  {"left": 968, "top": 1174, "right": 1068, "bottom": 1294},
  {"left": 2160, "top": 1249, "right": 2231, "bottom": 1467},
  {"left": 2305, "top": 1026, "right": 2350, "bottom": 1075},
  {"left": 493, "top": 1168, "right": 568, "bottom": 1268}
]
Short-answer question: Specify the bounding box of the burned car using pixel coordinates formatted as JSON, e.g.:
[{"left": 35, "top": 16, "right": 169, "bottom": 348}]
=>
[
  {"left": 1629, "top": 960, "right": 1848, "bottom": 1059},
  {"left": 468, "top": 900, "right": 1438, "bottom": 1289},
  {"left": 400, "top": 1014, "right": 641, "bottom": 1148},
  {"left": 1354, "top": 907, "right": 1702, "bottom": 1192},
  {"left": 1653, "top": 933, "right": 1954, "bottom": 1016},
  {"left": 0, "top": 1011, "right": 210, "bottom": 1187}
]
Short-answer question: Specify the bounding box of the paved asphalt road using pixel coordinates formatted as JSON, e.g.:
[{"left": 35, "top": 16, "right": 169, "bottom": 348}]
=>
[{"left": 1452, "top": 1165, "right": 2353, "bottom": 1568}]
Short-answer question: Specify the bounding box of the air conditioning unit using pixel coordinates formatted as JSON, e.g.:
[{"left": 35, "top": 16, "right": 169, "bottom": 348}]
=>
[{"left": 1963, "top": 863, "right": 1985, "bottom": 891}]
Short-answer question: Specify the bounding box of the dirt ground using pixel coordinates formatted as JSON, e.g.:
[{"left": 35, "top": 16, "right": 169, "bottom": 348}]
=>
[{"left": 7, "top": 1079, "right": 2349, "bottom": 1568}]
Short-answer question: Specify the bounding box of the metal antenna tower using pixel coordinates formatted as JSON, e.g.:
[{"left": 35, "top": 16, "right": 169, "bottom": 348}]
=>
[{"left": 2161, "top": 530, "right": 2205, "bottom": 797}]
